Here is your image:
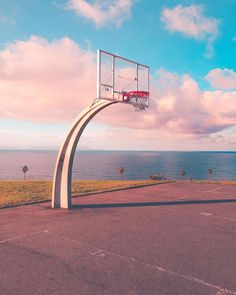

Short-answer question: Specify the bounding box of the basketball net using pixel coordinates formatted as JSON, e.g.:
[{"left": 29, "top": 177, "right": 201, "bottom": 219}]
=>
[{"left": 123, "top": 91, "right": 149, "bottom": 112}]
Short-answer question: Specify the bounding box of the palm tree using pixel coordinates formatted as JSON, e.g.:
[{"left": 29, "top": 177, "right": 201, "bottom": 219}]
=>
[
  {"left": 116, "top": 167, "right": 125, "bottom": 177},
  {"left": 208, "top": 168, "right": 213, "bottom": 179},
  {"left": 22, "top": 166, "right": 29, "bottom": 180},
  {"left": 180, "top": 169, "right": 186, "bottom": 179}
]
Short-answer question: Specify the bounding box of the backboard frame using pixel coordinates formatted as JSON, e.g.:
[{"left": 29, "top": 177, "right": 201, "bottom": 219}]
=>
[{"left": 96, "top": 49, "right": 149, "bottom": 109}]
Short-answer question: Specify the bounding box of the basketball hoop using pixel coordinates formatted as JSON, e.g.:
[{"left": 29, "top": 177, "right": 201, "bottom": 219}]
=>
[
  {"left": 123, "top": 91, "right": 149, "bottom": 111},
  {"left": 96, "top": 49, "right": 149, "bottom": 111}
]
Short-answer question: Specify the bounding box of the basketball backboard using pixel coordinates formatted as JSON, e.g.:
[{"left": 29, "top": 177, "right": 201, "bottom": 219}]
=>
[{"left": 97, "top": 49, "right": 149, "bottom": 110}]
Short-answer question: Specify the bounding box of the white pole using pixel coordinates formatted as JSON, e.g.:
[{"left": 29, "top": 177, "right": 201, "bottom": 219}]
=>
[
  {"left": 136, "top": 64, "right": 139, "bottom": 91},
  {"left": 148, "top": 67, "right": 150, "bottom": 107},
  {"left": 112, "top": 56, "right": 115, "bottom": 99},
  {"left": 97, "top": 49, "right": 101, "bottom": 99}
]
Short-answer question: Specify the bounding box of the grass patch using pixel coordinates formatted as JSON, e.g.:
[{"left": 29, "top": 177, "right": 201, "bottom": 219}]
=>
[
  {"left": 0, "top": 179, "right": 162, "bottom": 209},
  {"left": 193, "top": 180, "right": 236, "bottom": 186}
]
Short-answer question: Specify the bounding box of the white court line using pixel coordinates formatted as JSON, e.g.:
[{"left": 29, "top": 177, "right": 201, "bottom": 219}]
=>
[
  {"left": 0, "top": 230, "right": 44, "bottom": 244},
  {"left": 175, "top": 196, "right": 188, "bottom": 200},
  {"left": 203, "top": 187, "right": 224, "bottom": 193},
  {"left": 200, "top": 212, "right": 213, "bottom": 216},
  {"left": 190, "top": 212, "right": 236, "bottom": 222},
  {"left": 174, "top": 186, "right": 225, "bottom": 201},
  {"left": 210, "top": 215, "right": 236, "bottom": 221},
  {"left": 44, "top": 230, "right": 236, "bottom": 295},
  {"left": 90, "top": 250, "right": 103, "bottom": 256},
  {"left": 174, "top": 186, "right": 225, "bottom": 200}
]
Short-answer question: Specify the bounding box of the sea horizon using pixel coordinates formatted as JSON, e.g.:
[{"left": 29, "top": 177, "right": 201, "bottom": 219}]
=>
[
  {"left": 1, "top": 149, "right": 236, "bottom": 152},
  {"left": 1, "top": 150, "right": 236, "bottom": 181}
]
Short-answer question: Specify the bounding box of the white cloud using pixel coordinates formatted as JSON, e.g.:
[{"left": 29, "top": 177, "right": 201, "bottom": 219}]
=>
[
  {"left": 0, "top": 36, "right": 96, "bottom": 122},
  {"left": 0, "top": 36, "right": 235, "bottom": 142},
  {"left": 232, "top": 36, "right": 236, "bottom": 42},
  {"left": 209, "top": 126, "right": 236, "bottom": 146},
  {"left": 205, "top": 68, "right": 236, "bottom": 90},
  {"left": 150, "top": 69, "right": 236, "bottom": 134},
  {"left": 95, "top": 69, "right": 236, "bottom": 135},
  {"left": 0, "top": 126, "right": 66, "bottom": 149},
  {"left": 161, "top": 5, "right": 219, "bottom": 57},
  {"left": 66, "top": 0, "right": 133, "bottom": 28}
]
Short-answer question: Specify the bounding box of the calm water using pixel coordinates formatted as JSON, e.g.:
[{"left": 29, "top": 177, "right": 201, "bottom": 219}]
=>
[{"left": 0, "top": 150, "right": 236, "bottom": 180}]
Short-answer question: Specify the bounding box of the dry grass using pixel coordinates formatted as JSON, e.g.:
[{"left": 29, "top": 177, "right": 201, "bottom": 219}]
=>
[
  {"left": 0, "top": 179, "right": 161, "bottom": 209},
  {"left": 193, "top": 180, "right": 236, "bottom": 186}
]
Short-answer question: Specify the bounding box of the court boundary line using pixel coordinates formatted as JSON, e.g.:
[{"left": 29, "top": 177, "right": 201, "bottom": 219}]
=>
[{"left": 43, "top": 230, "right": 236, "bottom": 295}]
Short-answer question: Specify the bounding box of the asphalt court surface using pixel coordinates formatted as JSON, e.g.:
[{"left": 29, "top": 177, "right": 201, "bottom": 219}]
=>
[{"left": 1, "top": 182, "right": 236, "bottom": 295}]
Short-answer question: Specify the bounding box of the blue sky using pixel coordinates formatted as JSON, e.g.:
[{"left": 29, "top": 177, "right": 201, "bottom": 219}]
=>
[{"left": 0, "top": 0, "right": 236, "bottom": 150}]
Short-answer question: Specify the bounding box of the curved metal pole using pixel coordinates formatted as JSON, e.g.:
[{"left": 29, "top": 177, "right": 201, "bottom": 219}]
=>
[{"left": 52, "top": 99, "right": 117, "bottom": 208}]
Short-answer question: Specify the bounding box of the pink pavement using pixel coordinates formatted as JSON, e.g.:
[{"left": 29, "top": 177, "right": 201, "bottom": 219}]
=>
[{"left": 1, "top": 182, "right": 236, "bottom": 295}]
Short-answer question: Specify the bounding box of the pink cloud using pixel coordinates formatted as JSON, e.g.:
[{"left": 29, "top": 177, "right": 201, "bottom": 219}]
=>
[
  {"left": 152, "top": 71, "right": 236, "bottom": 134},
  {"left": 66, "top": 0, "right": 133, "bottom": 28},
  {"left": 97, "top": 69, "right": 236, "bottom": 134},
  {"left": 0, "top": 36, "right": 235, "bottom": 139},
  {"left": 205, "top": 68, "right": 236, "bottom": 90},
  {"left": 161, "top": 5, "right": 219, "bottom": 57},
  {"left": 80, "top": 125, "right": 236, "bottom": 151},
  {"left": 209, "top": 127, "right": 236, "bottom": 146},
  {"left": 0, "top": 36, "right": 96, "bottom": 122},
  {"left": 0, "top": 126, "right": 66, "bottom": 149},
  {"left": 203, "top": 90, "right": 236, "bottom": 125}
]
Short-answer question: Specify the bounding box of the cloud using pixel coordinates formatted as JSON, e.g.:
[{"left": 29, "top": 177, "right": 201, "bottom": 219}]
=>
[
  {"left": 209, "top": 126, "right": 236, "bottom": 146},
  {"left": 202, "top": 90, "right": 236, "bottom": 126},
  {"left": 95, "top": 69, "right": 236, "bottom": 135},
  {"left": 0, "top": 36, "right": 96, "bottom": 122},
  {"left": 80, "top": 125, "right": 236, "bottom": 151},
  {"left": 66, "top": 0, "right": 133, "bottom": 28},
  {"left": 161, "top": 5, "right": 219, "bottom": 57},
  {"left": 205, "top": 68, "right": 236, "bottom": 90},
  {"left": 149, "top": 70, "right": 235, "bottom": 134},
  {"left": 233, "top": 36, "right": 236, "bottom": 42},
  {"left": 0, "top": 126, "right": 65, "bottom": 149},
  {"left": 0, "top": 36, "right": 235, "bottom": 139}
]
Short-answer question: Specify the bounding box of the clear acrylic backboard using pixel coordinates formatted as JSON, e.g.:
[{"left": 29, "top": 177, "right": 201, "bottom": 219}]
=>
[{"left": 97, "top": 49, "right": 149, "bottom": 111}]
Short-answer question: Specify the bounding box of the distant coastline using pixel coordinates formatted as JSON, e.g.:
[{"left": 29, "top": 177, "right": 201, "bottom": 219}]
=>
[{"left": 1, "top": 148, "right": 235, "bottom": 153}]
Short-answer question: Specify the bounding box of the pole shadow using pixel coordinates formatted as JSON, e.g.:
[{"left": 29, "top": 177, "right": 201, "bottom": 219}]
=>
[{"left": 72, "top": 198, "right": 236, "bottom": 209}]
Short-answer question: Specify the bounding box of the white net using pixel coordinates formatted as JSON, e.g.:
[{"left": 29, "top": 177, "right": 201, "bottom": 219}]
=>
[{"left": 123, "top": 92, "right": 149, "bottom": 111}]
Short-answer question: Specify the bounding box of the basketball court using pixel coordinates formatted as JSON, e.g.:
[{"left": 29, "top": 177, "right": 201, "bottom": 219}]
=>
[{"left": 1, "top": 182, "right": 236, "bottom": 295}]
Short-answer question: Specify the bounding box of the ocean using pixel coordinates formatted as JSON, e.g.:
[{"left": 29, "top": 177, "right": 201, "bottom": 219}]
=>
[{"left": 0, "top": 150, "right": 235, "bottom": 181}]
